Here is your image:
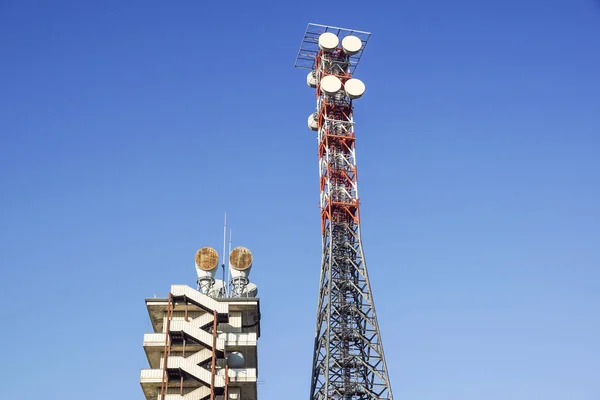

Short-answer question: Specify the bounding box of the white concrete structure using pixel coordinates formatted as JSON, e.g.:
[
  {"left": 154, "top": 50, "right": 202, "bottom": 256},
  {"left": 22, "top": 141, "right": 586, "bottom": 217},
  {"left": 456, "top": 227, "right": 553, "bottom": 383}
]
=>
[{"left": 140, "top": 284, "right": 260, "bottom": 400}]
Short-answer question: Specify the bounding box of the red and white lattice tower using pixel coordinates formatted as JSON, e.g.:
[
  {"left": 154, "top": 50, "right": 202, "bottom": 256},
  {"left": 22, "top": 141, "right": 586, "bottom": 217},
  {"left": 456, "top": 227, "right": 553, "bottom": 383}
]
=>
[{"left": 295, "top": 24, "right": 394, "bottom": 400}]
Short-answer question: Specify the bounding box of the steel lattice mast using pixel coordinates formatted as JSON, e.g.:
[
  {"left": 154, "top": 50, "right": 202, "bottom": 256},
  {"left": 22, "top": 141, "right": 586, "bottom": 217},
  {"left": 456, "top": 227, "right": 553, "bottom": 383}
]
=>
[{"left": 295, "top": 24, "right": 393, "bottom": 400}]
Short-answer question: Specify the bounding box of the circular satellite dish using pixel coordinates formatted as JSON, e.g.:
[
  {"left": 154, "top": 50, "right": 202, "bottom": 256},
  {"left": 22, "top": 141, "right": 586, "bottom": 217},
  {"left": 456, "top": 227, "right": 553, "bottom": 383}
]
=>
[
  {"left": 318, "top": 32, "right": 339, "bottom": 52},
  {"left": 306, "top": 71, "right": 317, "bottom": 88},
  {"left": 195, "top": 247, "right": 219, "bottom": 271},
  {"left": 230, "top": 246, "right": 252, "bottom": 271},
  {"left": 342, "top": 35, "right": 362, "bottom": 55},
  {"left": 227, "top": 351, "right": 245, "bottom": 368},
  {"left": 344, "top": 78, "right": 366, "bottom": 99},
  {"left": 320, "top": 75, "right": 342, "bottom": 95},
  {"left": 308, "top": 113, "right": 318, "bottom": 131}
]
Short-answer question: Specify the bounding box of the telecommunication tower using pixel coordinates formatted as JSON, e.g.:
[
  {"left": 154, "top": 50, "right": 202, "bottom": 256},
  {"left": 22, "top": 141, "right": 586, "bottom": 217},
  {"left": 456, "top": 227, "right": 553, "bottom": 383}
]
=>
[{"left": 295, "top": 24, "right": 394, "bottom": 400}]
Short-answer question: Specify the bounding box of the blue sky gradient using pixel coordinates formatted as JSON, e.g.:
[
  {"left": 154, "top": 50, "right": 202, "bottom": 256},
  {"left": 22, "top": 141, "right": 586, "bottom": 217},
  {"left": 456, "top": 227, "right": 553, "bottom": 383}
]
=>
[{"left": 1, "top": 1, "right": 599, "bottom": 399}]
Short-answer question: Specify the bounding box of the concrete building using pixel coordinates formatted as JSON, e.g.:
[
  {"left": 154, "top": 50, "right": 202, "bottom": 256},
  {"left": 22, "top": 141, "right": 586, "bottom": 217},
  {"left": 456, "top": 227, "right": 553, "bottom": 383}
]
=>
[{"left": 140, "top": 247, "right": 260, "bottom": 400}]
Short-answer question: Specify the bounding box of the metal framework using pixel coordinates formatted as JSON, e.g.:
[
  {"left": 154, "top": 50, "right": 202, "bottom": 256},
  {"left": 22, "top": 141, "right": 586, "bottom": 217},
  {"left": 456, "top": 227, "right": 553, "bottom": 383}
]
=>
[
  {"left": 296, "top": 23, "right": 393, "bottom": 400},
  {"left": 295, "top": 24, "right": 371, "bottom": 74}
]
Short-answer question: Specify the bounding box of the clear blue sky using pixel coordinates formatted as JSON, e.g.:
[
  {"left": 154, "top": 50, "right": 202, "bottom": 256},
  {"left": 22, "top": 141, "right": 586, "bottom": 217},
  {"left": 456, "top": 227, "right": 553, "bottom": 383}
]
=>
[{"left": 1, "top": 1, "right": 599, "bottom": 399}]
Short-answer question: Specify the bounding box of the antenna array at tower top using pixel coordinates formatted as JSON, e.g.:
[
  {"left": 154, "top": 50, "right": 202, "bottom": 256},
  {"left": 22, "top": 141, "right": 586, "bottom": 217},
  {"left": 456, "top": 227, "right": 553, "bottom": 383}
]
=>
[{"left": 294, "top": 23, "right": 371, "bottom": 73}]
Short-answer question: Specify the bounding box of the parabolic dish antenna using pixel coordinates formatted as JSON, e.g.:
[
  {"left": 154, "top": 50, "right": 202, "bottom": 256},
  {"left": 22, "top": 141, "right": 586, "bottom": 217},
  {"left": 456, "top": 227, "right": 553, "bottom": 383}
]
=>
[
  {"left": 344, "top": 78, "right": 366, "bottom": 99},
  {"left": 342, "top": 35, "right": 362, "bottom": 55},
  {"left": 320, "top": 75, "right": 342, "bottom": 95},
  {"left": 318, "top": 32, "right": 339, "bottom": 52}
]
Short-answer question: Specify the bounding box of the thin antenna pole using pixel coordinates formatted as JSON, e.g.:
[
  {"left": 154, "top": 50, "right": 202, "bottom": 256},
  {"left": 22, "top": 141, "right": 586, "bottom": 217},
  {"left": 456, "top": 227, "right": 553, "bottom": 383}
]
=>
[
  {"left": 227, "top": 229, "right": 232, "bottom": 297},
  {"left": 222, "top": 213, "right": 227, "bottom": 296}
]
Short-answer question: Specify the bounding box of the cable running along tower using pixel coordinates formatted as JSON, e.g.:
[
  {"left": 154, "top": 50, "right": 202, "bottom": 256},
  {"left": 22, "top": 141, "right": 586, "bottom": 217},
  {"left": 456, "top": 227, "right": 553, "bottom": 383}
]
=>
[{"left": 295, "top": 24, "right": 393, "bottom": 400}]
